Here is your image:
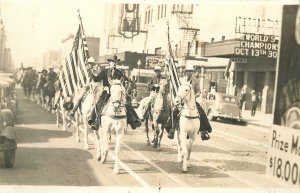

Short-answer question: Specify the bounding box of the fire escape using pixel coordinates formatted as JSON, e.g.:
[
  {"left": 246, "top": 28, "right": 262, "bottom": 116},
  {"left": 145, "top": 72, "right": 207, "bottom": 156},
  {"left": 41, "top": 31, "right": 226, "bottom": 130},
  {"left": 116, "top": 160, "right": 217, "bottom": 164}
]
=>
[{"left": 172, "top": 5, "right": 199, "bottom": 58}]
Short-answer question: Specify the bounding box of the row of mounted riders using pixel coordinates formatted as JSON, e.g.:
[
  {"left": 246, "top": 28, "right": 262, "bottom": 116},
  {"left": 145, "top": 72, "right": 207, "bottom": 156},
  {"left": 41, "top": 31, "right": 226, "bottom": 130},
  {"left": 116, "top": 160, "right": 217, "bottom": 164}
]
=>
[
  {"left": 18, "top": 68, "right": 209, "bottom": 173},
  {"left": 19, "top": 68, "right": 58, "bottom": 111}
]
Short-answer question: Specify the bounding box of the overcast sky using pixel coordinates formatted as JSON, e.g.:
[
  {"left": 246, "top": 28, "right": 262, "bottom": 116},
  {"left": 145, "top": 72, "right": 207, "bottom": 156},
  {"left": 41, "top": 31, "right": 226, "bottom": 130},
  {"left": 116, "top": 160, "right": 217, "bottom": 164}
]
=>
[{"left": 0, "top": 0, "right": 293, "bottom": 67}]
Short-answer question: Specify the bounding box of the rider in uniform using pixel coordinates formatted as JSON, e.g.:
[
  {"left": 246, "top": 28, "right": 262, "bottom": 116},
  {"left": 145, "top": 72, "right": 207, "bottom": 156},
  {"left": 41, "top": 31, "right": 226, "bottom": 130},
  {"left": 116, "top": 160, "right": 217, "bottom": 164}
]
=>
[
  {"left": 69, "top": 55, "right": 141, "bottom": 130},
  {"left": 140, "top": 65, "right": 168, "bottom": 120},
  {"left": 165, "top": 64, "right": 212, "bottom": 140}
]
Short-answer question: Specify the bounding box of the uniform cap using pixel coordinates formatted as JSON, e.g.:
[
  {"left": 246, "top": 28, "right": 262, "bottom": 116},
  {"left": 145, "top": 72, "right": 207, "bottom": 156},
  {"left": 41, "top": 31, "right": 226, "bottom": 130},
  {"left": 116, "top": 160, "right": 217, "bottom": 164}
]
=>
[
  {"left": 186, "top": 64, "right": 194, "bottom": 71},
  {"left": 154, "top": 65, "right": 162, "bottom": 71}
]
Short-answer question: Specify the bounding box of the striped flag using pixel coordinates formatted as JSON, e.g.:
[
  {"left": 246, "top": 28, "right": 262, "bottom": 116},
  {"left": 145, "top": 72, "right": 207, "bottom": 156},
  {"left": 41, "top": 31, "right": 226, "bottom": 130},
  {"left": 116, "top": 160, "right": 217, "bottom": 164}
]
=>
[
  {"left": 58, "top": 22, "right": 91, "bottom": 98},
  {"left": 166, "top": 23, "right": 180, "bottom": 99},
  {"left": 166, "top": 57, "right": 180, "bottom": 98}
]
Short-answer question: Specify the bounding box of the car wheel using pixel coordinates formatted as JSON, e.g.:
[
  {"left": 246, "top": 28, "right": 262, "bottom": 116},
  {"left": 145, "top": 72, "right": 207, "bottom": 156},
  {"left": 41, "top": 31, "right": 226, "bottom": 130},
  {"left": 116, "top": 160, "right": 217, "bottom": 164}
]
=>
[{"left": 3, "top": 139, "right": 16, "bottom": 168}]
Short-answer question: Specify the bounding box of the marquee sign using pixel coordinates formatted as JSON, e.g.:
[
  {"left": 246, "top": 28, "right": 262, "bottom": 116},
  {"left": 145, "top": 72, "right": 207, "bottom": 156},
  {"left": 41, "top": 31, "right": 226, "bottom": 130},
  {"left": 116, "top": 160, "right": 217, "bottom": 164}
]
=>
[
  {"left": 234, "top": 33, "right": 278, "bottom": 58},
  {"left": 146, "top": 56, "right": 165, "bottom": 68},
  {"left": 118, "top": 4, "right": 140, "bottom": 38},
  {"left": 234, "top": 16, "right": 279, "bottom": 59}
]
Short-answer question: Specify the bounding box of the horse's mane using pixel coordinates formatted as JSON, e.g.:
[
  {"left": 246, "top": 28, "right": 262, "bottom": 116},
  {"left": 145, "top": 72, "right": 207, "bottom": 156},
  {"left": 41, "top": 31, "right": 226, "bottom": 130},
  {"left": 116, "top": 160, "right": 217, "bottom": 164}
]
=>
[{"left": 91, "top": 81, "right": 103, "bottom": 100}]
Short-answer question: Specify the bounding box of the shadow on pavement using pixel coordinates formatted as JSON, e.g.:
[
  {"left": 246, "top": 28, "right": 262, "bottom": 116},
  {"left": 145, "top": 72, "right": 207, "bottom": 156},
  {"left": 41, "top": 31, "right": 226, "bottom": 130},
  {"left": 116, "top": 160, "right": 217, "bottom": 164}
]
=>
[
  {"left": 14, "top": 126, "right": 73, "bottom": 144},
  {"left": 0, "top": 147, "right": 100, "bottom": 186}
]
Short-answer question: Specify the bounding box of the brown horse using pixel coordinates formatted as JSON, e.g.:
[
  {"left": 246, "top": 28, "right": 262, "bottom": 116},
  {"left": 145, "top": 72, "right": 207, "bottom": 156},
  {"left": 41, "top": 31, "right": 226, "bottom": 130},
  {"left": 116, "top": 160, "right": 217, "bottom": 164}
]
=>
[{"left": 148, "top": 79, "right": 170, "bottom": 150}]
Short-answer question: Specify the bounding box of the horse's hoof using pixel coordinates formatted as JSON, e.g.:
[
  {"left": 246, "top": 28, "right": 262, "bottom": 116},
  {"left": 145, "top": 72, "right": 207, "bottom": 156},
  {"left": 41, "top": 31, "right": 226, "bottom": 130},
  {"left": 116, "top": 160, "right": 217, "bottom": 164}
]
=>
[
  {"left": 146, "top": 141, "right": 151, "bottom": 146},
  {"left": 113, "top": 169, "right": 120, "bottom": 174},
  {"left": 182, "top": 169, "right": 188, "bottom": 173},
  {"left": 84, "top": 145, "right": 89, "bottom": 150}
]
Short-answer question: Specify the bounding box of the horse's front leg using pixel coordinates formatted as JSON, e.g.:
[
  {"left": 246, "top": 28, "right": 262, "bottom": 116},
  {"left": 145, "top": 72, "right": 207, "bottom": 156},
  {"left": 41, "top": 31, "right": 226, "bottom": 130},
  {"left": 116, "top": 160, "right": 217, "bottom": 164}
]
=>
[
  {"left": 145, "top": 118, "right": 151, "bottom": 146},
  {"left": 113, "top": 122, "right": 124, "bottom": 174},
  {"left": 75, "top": 112, "right": 80, "bottom": 143},
  {"left": 179, "top": 132, "right": 188, "bottom": 173},
  {"left": 82, "top": 117, "right": 90, "bottom": 150},
  {"left": 56, "top": 109, "right": 60, "bottom": 128},
  {"left": 187, "top": 137, "right": 194, "bottom": 169},
  {"left": 176, "top": 129, "right": 182, "bottom": 163},
  {"left": 156, "top": 124, "right": 164, "bottom": 151},
  {"left": 100, "top": 120, "right": 109, "bottom": 164},
  {"left": 61, "top": 109, "right": 68, "bottom": 131}
]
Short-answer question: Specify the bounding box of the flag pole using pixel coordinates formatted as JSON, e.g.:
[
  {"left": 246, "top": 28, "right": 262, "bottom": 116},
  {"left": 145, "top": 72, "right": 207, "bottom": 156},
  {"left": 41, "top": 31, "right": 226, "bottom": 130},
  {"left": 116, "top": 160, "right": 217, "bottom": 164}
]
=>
[{"left": 77, "top": 10, "right": 100, "bottom": 127}]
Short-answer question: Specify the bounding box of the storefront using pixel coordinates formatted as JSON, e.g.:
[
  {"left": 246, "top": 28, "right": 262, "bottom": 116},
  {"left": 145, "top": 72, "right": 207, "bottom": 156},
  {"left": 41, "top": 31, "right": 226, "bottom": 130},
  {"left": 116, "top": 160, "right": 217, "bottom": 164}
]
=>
[{"left": 204, "top": 38, "right": 278, "bottom": 114}]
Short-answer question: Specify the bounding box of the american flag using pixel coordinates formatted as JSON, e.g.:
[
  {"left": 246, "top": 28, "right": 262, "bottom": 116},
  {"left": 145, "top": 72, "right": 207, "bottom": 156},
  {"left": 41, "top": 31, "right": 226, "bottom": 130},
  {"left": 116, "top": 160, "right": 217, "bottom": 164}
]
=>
[
  {"left": 59, "top": 20, "right": 90, "bottom": 98},
  {"left": 166, "top": 23, "right": 180, "bottom": 99}
]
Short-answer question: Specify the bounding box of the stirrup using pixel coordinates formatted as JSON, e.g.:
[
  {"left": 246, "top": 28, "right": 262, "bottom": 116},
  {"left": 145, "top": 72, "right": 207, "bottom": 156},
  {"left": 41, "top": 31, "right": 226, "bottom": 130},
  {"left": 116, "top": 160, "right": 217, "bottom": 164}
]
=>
[
  {"left": 69, "top": 111, "right": 75, "bottom": 118},
  {"left": 167, "top": 130, "right": 175, "bottom": 139},
  {"left": 201, "top": 131, "right": 210, "bottom": 140},
  {"left": 90, "top": 123, "right": 99, "bottom": 130}
]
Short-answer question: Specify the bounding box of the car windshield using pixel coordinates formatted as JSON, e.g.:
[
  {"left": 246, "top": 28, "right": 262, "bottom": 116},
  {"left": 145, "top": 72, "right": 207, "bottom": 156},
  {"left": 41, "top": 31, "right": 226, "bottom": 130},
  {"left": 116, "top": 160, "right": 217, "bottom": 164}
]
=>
[{"left": 223, "top": 96, "right": 237, "bottom": 103}]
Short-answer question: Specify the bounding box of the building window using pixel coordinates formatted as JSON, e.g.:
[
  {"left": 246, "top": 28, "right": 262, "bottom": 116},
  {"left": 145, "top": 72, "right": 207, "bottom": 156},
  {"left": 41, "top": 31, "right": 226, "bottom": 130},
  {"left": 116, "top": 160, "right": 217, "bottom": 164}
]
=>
[
  {"left": 195, "top": 41, "right": 199, "bottom": 55},
  {"left": 165, "top": 4, "right": 167, "bottom": 17},
  {"left": 161, "top": 4, "right": 164, "bottom": 18},
  {"left": 158, "top": 6, "right": 160, "bottom": 19},
  {"left": 145, "top": 11, "right": 147, "bottom": 24},
  {"left": 211, "top": 38, "right": 214, "bottom": 43},
  {"left": 155, "top": 47, "right": 162, "bottom": 55},
  {"left": 151, "top": 9, "right": 153, "bottom": 22},
  {"left": 148, "top": 10, "right": 150, "bottom": 24},
  {"left": 222, "top": 36, "right": 225, "bottom": 40},
  {"left": 187, "top": 42, "right": 190, "bottom": 56}
]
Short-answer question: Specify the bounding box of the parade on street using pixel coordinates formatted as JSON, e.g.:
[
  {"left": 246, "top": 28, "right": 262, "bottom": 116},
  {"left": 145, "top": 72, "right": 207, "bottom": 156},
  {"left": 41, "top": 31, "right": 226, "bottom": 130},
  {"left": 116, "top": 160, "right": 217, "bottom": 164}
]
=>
[{"left": 0, "top": 1, "right": 299, "bottom": 193}]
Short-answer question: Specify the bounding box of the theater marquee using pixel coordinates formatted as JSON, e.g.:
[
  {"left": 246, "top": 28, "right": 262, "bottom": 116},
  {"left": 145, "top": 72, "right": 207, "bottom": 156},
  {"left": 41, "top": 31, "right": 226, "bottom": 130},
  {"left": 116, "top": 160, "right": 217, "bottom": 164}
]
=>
[{"left": 234, "top": 33, "right": 278, "bottom": 58}]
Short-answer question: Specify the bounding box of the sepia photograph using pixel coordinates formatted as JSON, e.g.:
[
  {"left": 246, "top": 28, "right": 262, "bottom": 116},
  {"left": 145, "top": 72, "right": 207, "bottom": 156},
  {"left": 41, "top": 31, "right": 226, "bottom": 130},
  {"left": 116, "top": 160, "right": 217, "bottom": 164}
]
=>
[{"left": 0, "top": 0, "right": 299, "bottom": 192}]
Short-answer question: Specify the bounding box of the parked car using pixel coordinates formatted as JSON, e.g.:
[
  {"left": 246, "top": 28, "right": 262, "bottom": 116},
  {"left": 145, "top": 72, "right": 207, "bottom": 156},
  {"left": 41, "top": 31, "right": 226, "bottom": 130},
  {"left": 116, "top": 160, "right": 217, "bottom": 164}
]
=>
[
  {"left": 199, "top": 92, "right": 244, "bottom": 123},
  {"left": 0, "top": 108, "right": 17, "bottom": 168}
]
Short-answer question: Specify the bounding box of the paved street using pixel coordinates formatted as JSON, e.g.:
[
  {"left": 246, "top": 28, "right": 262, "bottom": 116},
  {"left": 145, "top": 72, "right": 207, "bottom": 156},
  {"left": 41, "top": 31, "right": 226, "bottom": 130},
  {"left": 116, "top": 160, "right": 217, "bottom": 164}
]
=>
[{"left": 0, "top": 88, "right": 289, "bottom": 190}]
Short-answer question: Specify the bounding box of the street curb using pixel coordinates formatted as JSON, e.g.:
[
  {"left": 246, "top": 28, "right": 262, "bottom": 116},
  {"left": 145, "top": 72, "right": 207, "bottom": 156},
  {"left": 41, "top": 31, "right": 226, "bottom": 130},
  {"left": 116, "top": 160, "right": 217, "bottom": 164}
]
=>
[{"left": 246, "top": 121, "right": 272, "bottom": 129}]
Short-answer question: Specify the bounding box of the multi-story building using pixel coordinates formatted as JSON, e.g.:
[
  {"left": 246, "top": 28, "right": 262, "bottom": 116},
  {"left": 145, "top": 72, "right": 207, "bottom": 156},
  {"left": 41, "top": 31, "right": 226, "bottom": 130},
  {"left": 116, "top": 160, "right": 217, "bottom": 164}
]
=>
[
  {"left": 98, "top": 3, "right": 280, "bottom": 114},
  {"left": 0, "top": 19, "right": 13, "bottom": 72}
]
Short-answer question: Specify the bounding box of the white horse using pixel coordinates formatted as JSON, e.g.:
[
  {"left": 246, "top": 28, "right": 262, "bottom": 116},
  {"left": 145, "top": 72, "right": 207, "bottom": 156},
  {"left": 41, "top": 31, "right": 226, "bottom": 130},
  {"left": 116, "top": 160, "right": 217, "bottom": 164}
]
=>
[
  {"left": 75, "top": 82, "right": 103, "bottom": 151},
  {"left": 174, "top": 83, "right": 200, "bottom": 173},
  {"left": 97, "top": 81, "right": 127, "bottom": 174}
]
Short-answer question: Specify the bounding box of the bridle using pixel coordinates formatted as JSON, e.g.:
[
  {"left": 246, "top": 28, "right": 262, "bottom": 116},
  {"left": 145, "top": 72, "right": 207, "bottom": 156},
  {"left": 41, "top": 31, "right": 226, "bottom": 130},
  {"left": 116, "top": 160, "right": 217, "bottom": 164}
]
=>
[
  {"left": 110, "top": 83, "right": 126, "bottom": 111},
  {"left": 176, "top": 84, "right": 192, "bottom": 104}
]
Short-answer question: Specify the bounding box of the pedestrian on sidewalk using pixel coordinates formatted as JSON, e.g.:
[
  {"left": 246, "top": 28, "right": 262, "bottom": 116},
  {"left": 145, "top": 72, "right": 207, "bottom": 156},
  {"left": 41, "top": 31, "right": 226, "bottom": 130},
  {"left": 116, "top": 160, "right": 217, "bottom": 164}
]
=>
[
  {"left": 237, "top": 88, "right": 246, "bottom": 110},
  {"left": 251, "top": 90, "right": 259, "bottom": 116}
]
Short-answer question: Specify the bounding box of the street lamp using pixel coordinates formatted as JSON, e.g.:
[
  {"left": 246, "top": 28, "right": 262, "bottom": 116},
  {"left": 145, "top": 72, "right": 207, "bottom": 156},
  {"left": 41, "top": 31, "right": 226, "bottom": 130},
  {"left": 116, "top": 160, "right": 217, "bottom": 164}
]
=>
[{"left": 137, "top": 59, "right": 142, "bottom": 82}]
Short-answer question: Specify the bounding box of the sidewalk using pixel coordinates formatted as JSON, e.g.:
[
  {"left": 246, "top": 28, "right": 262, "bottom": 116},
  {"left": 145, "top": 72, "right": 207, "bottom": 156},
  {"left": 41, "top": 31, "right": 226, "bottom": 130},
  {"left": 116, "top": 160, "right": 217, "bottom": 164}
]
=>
[{"left": 241, "top": 109, "right": 273, "bottom": 128}]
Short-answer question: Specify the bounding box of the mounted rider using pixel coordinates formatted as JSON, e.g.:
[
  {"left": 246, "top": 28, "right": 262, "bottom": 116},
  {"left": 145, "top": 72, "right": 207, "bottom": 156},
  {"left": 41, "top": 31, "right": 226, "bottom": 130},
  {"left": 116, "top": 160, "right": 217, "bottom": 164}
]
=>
[
  {"left": 139, "top": 65, "right": 170, "bottom": 120},
  {"left": 165, "top": 64, "right": 212, "bottom": 140},
  {"left": 69, "top": 55, "right": 141, "bottom": 130}
]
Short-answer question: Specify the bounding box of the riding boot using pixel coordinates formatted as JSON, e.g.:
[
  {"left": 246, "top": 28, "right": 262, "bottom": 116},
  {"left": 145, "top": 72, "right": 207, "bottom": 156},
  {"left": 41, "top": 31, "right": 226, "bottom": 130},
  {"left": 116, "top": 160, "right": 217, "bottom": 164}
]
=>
[
  {"left": 88, "top": 106, "right": 98, "bottom": 130},
  {"left": 125, "top": 104, "right": 141, "bottom": 130},
  {"left": 196, "top": 102, "right": 212, "bottom": 140},
  {"left": 88, "top": 91, "right": 109, "bottom": 130},
  {"left": 165, "top": 107, "right": 180, "bottom": 139},
  {"left": 69, "top": 100, "right": 81, "bottom": 118}
]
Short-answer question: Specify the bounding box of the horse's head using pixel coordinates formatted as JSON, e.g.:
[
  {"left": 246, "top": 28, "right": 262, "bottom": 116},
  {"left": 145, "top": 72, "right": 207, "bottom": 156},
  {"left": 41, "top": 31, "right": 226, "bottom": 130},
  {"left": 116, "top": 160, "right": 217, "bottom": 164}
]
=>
[
  {"left": 158, "top": 79, "right": 168, "bottom": 95},
  {"left": 110, "top": 80, "right": 126, "bottom": 112},
  {"left": 174, "top": 84, "right": 194, "bottom": 106}
]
